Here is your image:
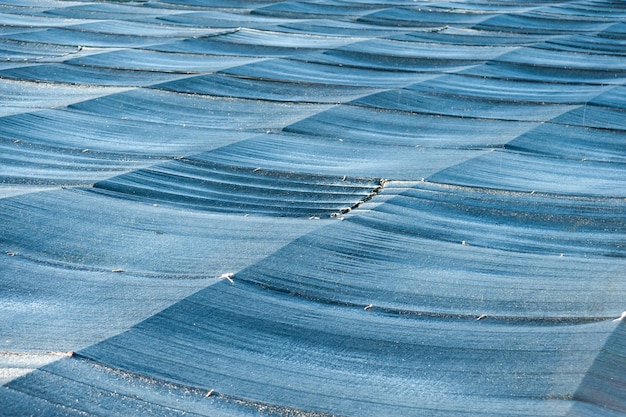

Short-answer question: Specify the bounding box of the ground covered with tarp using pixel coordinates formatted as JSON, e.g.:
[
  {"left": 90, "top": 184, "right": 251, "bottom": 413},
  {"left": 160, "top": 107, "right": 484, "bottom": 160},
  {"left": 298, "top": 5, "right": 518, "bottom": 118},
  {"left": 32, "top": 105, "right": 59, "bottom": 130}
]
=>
[{"left": 1, "top": 0, "right": 625, "bottom": 416}]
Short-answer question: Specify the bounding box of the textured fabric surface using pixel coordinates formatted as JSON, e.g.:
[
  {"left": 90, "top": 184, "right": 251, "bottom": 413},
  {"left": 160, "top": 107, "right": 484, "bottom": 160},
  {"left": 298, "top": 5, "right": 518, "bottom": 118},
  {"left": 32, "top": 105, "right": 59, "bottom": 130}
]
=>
[{"left": 1, "top": 1, "right": 625, "bottom": 415}]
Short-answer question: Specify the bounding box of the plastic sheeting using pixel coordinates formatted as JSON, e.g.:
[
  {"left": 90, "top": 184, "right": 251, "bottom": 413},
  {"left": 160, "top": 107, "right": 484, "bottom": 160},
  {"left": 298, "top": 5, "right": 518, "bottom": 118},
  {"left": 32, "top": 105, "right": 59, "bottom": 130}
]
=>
[{"left": 1, "top": 0, "right": 625, "bottom": 416}]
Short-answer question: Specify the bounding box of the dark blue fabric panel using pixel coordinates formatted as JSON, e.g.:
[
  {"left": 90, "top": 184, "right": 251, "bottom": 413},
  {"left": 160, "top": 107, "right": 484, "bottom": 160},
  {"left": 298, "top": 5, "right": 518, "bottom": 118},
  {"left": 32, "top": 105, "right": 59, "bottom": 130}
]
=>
[
  {"left": 66, "top": 49, "right": 260, "bottom": 73},
  {"left": 154, "top": 73, "right": 381, "bottom": 103},
  {"left": 91, "top": 157, "right": 384, "bottom": 217},
  {"left": 198, "top": 133, "right": 486, "bottom": 180},
  {"left": 0, "top": 64, "right": 194, "bottom": 86},
  {"left": 218, "top": 58, "right": 432, "bottom": 88},
  {"left": 283, "top": 105, "right": 536, "bottom": 148}
]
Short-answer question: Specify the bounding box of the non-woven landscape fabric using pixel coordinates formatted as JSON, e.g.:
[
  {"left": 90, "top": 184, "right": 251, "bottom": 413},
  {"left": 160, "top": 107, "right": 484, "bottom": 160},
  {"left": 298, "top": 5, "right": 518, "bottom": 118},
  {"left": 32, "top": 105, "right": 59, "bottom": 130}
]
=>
[{"left": 0, "top": 0, "right": 625, "bottom": 416}]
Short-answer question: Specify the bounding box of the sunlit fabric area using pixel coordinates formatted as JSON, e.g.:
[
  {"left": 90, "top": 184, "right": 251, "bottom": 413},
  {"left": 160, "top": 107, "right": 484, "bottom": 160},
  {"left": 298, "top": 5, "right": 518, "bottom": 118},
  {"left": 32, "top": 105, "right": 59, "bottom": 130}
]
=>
[{"left": 1, "top": 0, "right": 625, "bottom": 415}]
